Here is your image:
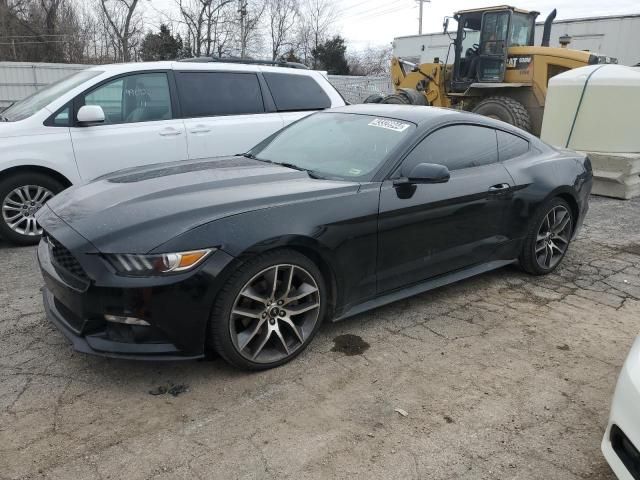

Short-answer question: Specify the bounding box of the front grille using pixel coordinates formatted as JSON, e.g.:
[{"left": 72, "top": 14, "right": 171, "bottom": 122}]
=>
[{"left": 47, "top": 236, "right": 90, "bottom": 283}]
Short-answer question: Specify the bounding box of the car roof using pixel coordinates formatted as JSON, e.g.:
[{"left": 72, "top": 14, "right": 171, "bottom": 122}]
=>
[
  {"left": 84, "top": 61, "right": 325, "bottom": 77},
  {"left": 325, "top": 104, "right": 539, "bottom": 139},
  {"left": 326, "top": 104, "right": 468, "bottom": 125}
]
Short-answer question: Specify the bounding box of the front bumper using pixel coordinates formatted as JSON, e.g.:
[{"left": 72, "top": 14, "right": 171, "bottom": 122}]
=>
[
  {"left": 37, "top": 234, "right": 235, "bottom": 360},
  {"left": 602, "top": 336, "right": 640, "bottom": 480}
]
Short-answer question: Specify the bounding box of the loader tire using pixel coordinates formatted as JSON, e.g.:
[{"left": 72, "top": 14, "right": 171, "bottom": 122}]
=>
[
  {"left": 381, "top": 88, "right": 429, "bottom": 106},
  {"left": 363, "top": 93, "right": 384, "bottom": 104},
  {"left": 472, "top": 96, "right": 531, "bottom": 132}
]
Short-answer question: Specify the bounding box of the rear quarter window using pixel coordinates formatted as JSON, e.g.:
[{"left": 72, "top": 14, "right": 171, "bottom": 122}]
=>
[
  {"left": 497, "top": 130, "right": 529, "bottom": 161},
  {"left": 262, "top": 72, "right": 331, "bottom": 111}
]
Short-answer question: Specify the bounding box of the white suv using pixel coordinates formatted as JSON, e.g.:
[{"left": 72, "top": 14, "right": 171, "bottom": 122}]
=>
[{"left": 0, "top": 60, "right": 345, "bottom": 245}]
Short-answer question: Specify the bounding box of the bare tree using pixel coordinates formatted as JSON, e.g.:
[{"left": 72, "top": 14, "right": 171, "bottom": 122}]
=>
[
  {"left": 266, "top": 0, "right": 298, "bottom": 61},
  {"left": 347, "top": 45, "right": 393, "bottom": 76},
  {"left": 300, "top": 0, "right": 335, "bottom": 67},
  {"left": 98, "top": 0, "right": 143, "bottom": 62},
  {"left": 238, "top": 0, "right": 266, "bottom": 58},
  {"left": 175, "top": 0, "right": 234, "bottom": 57},
  {"left": 0, "top": 0, "right": 94, "bottom": 63}
]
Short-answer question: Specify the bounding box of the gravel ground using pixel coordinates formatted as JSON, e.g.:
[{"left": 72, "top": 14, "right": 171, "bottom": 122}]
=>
[{"left": 1, "top": 195, "right": 639, "bottom": 480}]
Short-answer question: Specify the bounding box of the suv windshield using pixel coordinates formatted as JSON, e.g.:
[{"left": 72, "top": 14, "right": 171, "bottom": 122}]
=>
[
  {"left": 1, "top": 70, "right": 102, "bottom": 122},
  {"left": 251, "top": 112, "right": 415, "bottom": 180}
]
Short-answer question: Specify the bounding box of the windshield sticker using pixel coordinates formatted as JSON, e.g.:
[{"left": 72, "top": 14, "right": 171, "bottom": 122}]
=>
[
  {"left": 348, "top": 168, "right": 362, "bottom": 175},
  {"left": 368, "top": 118, "right": 410, "bottom": 132}
]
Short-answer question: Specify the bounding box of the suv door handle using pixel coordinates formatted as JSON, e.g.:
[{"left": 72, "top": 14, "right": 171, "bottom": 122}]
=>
[
  {"left": 159, "top": 127, "right": 182, "bottom": 137},
  {"left": 488, "top": 183, "right": 511, "bottom": 193},
  {"left": 189, "top": 125, "right": 211, "bottom": 134}
]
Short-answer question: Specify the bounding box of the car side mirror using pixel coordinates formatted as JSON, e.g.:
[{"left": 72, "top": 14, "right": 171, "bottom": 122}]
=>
[
  {"left": 443, "top": 17, "right": 450, "bottom": 34},
  {"left": 77, "top": 105, "right": 105, "bottom": 126},
  {"left": 407, "top": 163, "right": 450, "bottom": 184}
]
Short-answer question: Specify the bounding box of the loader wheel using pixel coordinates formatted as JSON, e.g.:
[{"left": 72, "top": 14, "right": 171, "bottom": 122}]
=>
[
  {"left": 363, "top": 93, "right": 384, "bottom": 104},
  {"left": 472, "top": 96, "right": 531, "bottom": 132},
  {"left": 381, "top": 88, "right": 429, "bottom": 106}
]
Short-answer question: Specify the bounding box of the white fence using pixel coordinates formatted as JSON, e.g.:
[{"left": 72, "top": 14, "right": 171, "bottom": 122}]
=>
[
  {"left": 0, "top": 62, "right": 393, "bottom": 109},
  {"left": 0, "top": 62, "right": 87, "bottom": 109}
]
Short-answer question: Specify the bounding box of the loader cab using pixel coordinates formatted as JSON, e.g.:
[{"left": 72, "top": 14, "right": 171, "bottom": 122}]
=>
[{"left": 451, "top": 6, "right": 538, "bottom": 92}]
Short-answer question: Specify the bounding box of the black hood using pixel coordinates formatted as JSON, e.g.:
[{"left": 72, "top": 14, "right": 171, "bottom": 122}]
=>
[{"left": 40, "top": 157, "right": 359, "bottom": 253}]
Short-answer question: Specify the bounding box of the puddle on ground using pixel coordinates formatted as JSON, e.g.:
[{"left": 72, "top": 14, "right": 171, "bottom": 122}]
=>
[{"left": 331, "top": 334, "right": 370, "bottom": 356}]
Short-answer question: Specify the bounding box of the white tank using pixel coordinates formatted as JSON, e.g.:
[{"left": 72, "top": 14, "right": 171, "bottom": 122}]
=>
[{"left": 541, "top": 65, "right": 640, "bottom": 153}]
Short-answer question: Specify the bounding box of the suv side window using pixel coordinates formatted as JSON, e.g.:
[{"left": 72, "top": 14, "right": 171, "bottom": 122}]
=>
[
  {"left": 401, "top": 125, "right": 498, "bottom": 175},
  {"left": 497, "top": 130, "right": 529, "bottom": 161},
  {"left": 53, "top": 106, "right": 71, "bottom": 126},
  {"left": 82, "top": 72, "right": 172, "bottom": 125},
  {"left": 175, "top": 72, "right": 265, "bottom": 117},
  {"left": 262, "top": 72, "right": 331, "bottom": 111}
]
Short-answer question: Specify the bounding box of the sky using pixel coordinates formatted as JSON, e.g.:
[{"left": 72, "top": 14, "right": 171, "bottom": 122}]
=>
[{"left": 148, "top": 0, "right": 640, "bottom": 50}]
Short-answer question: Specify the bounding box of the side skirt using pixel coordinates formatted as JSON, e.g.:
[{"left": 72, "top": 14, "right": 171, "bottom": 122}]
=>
[{"left": 332, "top": 259, "right": 516, "bottom": 322}]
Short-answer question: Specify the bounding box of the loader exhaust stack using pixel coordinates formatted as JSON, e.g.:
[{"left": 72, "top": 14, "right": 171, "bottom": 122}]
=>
[{"left": 541, "top": 9, "right": 557, "bottom": 47}]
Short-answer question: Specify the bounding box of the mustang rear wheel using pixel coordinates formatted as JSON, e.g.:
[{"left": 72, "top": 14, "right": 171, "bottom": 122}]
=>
[
  {"left": 210, "top": 249, "right": 326, "bottom": 370},
  {"left": 520, "top": 198, "right": 574, "bottom": 275}
]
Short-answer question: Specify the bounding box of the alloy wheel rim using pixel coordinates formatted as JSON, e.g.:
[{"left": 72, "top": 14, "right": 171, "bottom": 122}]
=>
[
  {"left": 1, "top": 185, "right": 53, "bottom": 236},
  {"left": 230, "top": 264, "right": 321, "bottom": 364},
  {"left": 535, "top": 205, "right": 572, "bottom": 269}
]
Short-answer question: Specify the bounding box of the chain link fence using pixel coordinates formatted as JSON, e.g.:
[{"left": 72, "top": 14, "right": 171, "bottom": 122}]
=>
[{"left": 328, "top": 75, "right": 393, "bottom": 104}]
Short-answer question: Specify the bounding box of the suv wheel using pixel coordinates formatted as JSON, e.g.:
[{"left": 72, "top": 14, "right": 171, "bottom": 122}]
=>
[
  {"left": 210, "top": 249, "right": 326, "bottom": 370},
  {"left": 0, "top": 173, "right": 64, "bottom": 245}
]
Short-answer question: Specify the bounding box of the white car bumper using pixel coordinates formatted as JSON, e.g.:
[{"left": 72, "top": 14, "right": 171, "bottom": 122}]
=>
[{"left": 602, "top": 336, "right": 640, "bottom": 480}]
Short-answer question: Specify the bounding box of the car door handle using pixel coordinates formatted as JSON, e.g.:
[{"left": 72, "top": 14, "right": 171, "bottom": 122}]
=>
[
  {"left": 189, "top": 125, "right": 211, "bottom": 134},
  {"left": 159, "top": 127, "right": 182, "bottom": 137},
  {"left": 488, "top": 183, "right": 511, "bottom": 193}
]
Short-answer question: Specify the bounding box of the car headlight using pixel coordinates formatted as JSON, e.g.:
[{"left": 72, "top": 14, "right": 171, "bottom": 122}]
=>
[{"left": 105, "top": 249, "right": 214, "bottom": 276}]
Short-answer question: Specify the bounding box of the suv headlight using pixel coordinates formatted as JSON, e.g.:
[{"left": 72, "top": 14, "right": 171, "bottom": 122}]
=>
[{"left": 105, "top": 249, "right": 214, "bottom": 276}]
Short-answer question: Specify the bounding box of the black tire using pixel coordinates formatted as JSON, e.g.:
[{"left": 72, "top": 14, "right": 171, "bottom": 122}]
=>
[
  {"left": 209, "top": 249, "right": 327, "bottom": 370},
  {"left": 472, "top": 96, "right": 531, "bottom": 132},
  {"left": 519, "top": 197, "right": 574, "bottom": 276},
  {"left": 0, "top": 172, "right": 65, "bottom": 246},
  {"left": 381, "top": 88, "right": 429, "bottom": 106},
  {"left": 363, "top": 93, "right": 385, "bottom": 104},
  {"left": 380, "top": 93, "right": 410, "bottom": 104}
]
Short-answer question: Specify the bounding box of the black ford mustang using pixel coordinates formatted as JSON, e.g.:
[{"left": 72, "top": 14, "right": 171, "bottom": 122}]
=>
[{"left": 36, "top": 105, "right": 592, "bottom": 369}]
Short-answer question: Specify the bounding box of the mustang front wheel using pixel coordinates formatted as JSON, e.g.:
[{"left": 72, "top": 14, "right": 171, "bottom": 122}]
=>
[{"left": 210, "top": 250, "right": 326, "bottom": 370}]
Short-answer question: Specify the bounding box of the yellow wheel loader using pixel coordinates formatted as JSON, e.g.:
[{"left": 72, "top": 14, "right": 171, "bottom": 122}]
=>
[{"left": 383, "top": 6, "right": 617, "bottom": 135}]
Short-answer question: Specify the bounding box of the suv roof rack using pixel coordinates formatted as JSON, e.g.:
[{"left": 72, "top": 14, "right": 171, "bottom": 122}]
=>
[{"left": 178, "top": 57, "right": 309, "bottom": 69}]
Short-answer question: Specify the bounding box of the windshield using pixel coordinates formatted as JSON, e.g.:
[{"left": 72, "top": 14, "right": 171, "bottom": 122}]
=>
[
  {"left": 1, "top": 70, "right": 102, "bottom": 122},
  {"left": 250, "top": 112, "right": 416, "bottom": 180},
  {"left": 510, "top": 13, "right": 534, "bottom": 47}
]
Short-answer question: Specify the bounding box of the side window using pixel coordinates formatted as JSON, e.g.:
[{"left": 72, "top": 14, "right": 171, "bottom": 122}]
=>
[
  {"left": 176, "top": 72, "right": 264, "bottom": 117},
  {"left": 497, "top": 130, "right": 529, "bottom": 161},
  {"left": 262, "top": 73, "right": 331, "bottom": 111},
  {"left": 82, "top": 72, "right": 172, "bottom": 124},
  {"left": 45, "top": 104, "right": 71, "bottom": 127},
  {"left": 53, "top": 106, "right": 70, "bottom": 126},
  {"left": 401, "top": 125, "right": 498, "bottom": 175}
]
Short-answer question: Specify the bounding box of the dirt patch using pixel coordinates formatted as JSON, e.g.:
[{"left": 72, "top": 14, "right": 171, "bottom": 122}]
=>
[
  {"left": 331, "top": 334, "right": 370, "bottom": 356},
  {"left": 620, "top": 243, "right": 640, "bottom": 256},
  {"left": 149, "top": 383, "right": 189, "bottom": 397}
]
